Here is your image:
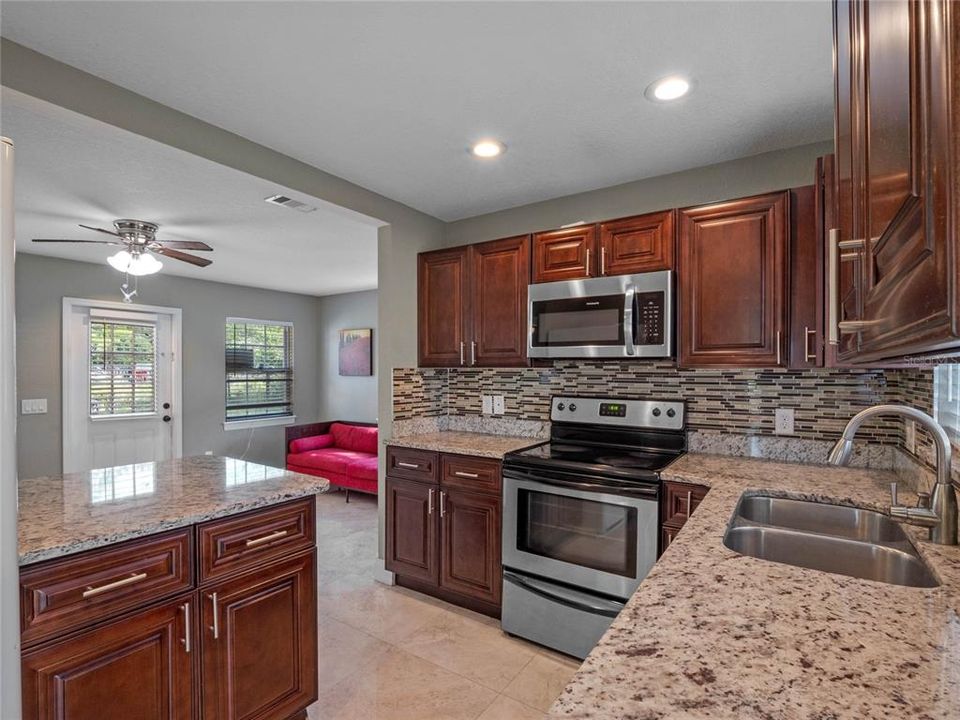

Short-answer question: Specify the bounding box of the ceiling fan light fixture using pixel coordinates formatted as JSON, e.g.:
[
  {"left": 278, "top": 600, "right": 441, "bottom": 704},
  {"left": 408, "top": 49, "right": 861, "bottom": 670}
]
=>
[{"left": 107, "top": 249, "right": 163, "bottom": 276}]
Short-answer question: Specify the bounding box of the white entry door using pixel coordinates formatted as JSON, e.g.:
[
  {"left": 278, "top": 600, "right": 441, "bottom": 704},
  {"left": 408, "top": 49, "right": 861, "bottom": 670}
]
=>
[{"left": 63, "top": 299, "right": 182, "bottom": 473}]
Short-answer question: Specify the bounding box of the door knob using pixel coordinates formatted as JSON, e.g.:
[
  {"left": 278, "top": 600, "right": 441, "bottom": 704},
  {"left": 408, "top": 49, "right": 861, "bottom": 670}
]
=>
[{"left": 162, "top": 415, "right": 172, "bottom": 423}]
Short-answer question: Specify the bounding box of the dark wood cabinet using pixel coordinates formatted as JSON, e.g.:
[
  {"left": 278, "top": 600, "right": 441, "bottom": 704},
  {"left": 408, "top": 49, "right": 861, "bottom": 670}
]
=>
[
  {"left": 386, "top": 448, "right": 503, "bottom": 616},
  {"left": 832, "top": 0, "right": 959, "bottom": 362},
  {"left": 385, "top": 475, "right": 439, "bottom": 584},
  {"left": 418, "top": 236, "right": 530, "bottom": 367},
  {"left": 599, "top": 210, "right": 676, "bottom": 275},
  {"left": 418, "top": 247, "right": 470, "bottom": 367},
  {"left": 678, "top": 191, "right": 789, "bottom": 367},
  {"left": 788, "top": 183, "right": 823, "bottom": 368},
  {"left": 532, "top": 225, "right": 597, "bottom": 283},
  {"left": 659, "top": 481, "right": 708, "bottom": 556},
  {"left": 471, "top": 235, "right": 530, "bottom": 366},
  {"left": 22, "top": 595, "right": 196, "bottom": 720},
  {"left": 201, "top": 551, "right": 317, "bottom": 720}
]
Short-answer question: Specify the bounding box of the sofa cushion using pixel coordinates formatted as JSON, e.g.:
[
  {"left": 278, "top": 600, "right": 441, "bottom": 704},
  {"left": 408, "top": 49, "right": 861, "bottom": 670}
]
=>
[
  {"left": 289, "top": 433, "right": 334, "bottom": 454},
  {"left": 287, "top": 448, "right": 372, "bottom": 475},
  {"left": 330, "top": 423, "right": 378, "bottom": 454},
  {"left": 345, "top": 455, "right": 378, "bottom": 482}
]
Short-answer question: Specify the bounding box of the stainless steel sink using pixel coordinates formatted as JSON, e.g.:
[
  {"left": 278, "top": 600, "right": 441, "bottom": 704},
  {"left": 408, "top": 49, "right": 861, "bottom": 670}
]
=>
[{"left": 723, "top": 494, "right": 939, "bottom": 588}]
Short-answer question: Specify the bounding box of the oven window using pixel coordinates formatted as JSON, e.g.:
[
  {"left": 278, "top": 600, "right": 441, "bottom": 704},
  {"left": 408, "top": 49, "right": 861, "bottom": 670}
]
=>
[
  {"left": 531, "top": 295, "right": 623, "bottom": 347},
  {"left": 516, "top": 489, "right": 638, "bottom": 577}
]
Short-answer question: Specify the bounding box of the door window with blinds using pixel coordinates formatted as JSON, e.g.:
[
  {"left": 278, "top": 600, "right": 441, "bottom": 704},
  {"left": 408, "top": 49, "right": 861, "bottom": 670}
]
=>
[
  {"left": 934, "top": 364, "right": 960, "bottom": 444},
  {"left": 89, "top": 319, "right": 157, "bottom": 417},
  {"left": 225, "top": 319, "right": 294, "bottom": 422}
]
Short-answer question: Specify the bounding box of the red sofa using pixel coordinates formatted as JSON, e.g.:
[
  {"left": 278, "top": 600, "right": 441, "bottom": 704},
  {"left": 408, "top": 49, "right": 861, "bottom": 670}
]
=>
[{"left": 285, "top": 421, "right": 378, "bottom": 501}]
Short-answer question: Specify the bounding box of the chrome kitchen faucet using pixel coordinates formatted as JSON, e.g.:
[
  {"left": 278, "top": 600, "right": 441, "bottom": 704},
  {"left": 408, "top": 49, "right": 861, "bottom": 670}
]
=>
[{"left": 828, "top": 405, "right": 958, "bottom": 546}]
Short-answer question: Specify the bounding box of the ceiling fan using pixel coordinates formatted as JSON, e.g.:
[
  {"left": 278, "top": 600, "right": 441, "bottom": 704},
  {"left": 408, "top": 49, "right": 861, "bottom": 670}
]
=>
[{"left": 33, "top": 219, "right": 213, "bottom": 271}]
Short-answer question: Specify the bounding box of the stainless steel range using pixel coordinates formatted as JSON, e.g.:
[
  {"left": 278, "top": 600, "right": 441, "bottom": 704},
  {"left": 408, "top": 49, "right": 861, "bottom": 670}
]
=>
[{"left": 501, "top": 396, "right": 685, "bottom": 659}]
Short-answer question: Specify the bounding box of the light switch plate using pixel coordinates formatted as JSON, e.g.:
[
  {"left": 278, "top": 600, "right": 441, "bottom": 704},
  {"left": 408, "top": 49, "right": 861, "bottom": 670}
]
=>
[
  {"left": 493, "top": 395, "right": 505, "bottom": 415},
  {"left": 481, "top": 395, "right": 493, "bottom": 415},
  {"left": 21, "top": 398, "right": 47, "bottom": 415},
  {"left": 775, "top": 408, "right": 795, "bottom": 435},
  {"left": 905, "top": 419, "right": 916, "bottom": 453}
]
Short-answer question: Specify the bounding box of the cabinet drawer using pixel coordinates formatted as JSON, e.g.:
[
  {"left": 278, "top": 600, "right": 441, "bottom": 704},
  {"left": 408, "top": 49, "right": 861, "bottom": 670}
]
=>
[
  {"left": 387, "top": 446, "right": 438, "bottom": 483},
  {"left": 441, "top": 454, "right": 502, "bottom": 494},
  {"left": 20, "top": 529, "right": 193, "bottom": 648},
  {"left": 662, "top": 481, "right": 709, "bottom": 527},
  {"left": 198, "top": 497, "right": 315, "bottom": 583}
]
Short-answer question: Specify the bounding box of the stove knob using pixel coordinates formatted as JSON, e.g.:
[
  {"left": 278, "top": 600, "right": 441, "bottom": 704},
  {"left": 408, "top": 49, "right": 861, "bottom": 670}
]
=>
[
  {"left": 652, "top": 408, "right": 662, "bottom": 417},
  {"left": 666, "top": 408, "right": 676, "bottom": 418},
  {"left": 568, "top": 403, "right": 577, "bottom": 412},
  {"left": 556, "top": 402, "right": 565, "bottom": 411}
]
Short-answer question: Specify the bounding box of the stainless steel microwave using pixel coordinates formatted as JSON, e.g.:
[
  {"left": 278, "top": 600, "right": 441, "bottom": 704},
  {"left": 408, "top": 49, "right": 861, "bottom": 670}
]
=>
[{"left": 527, "top": 271, "right": 673, "bottom": 359}]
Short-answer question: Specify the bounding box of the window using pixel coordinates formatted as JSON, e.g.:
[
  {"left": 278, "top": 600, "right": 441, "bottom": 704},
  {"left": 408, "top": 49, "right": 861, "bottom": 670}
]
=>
[
  {"left": 225, "top": 319, "right": 294, "bottom": 422},
  {"left": 89, "top": 320, "right": 157, "bottom": 417},
  {"left": 934, "top": 364, "right": 960, "bottom": 444}
]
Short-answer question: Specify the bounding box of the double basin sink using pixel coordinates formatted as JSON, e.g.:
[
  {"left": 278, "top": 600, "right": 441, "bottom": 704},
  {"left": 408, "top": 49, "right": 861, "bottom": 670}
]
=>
[{"left": 723, "top": 494, "right": 939, "bottom": 588}]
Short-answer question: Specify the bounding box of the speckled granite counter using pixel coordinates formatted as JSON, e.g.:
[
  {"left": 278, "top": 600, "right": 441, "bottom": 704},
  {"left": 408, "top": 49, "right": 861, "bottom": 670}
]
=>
[
  {"left": 18, "top": 455, "right": 330, "bottom": 565},
  {"left": 550, "top": 454, "right": 960, "bottom": 720},
  {"left": 388, "top": 431, "right": 541, "bottom": 459}
]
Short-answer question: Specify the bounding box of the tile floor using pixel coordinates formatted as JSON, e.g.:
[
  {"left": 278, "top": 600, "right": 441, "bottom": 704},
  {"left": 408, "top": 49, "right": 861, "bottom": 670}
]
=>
[{"left": 307, "top": 490, "right": 581, "bottom": 720}]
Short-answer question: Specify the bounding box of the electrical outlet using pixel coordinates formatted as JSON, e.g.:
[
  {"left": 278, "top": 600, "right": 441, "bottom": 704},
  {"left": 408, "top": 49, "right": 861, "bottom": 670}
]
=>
[
  {"left": 493, "top": 395, "right": 505, "bottom": 415},
  {"left": 775, "top": 408, "right": 795, "bottom": 435},
  {"left": 481, "top": 395, "right": 493, "bottom": 415},
  {"left": 204, "top": 450, "right": 214, "bottom": 456},
  {"left": 20, "top": 398, "right": 47, "bottom": 415},
  {"left": 905, "top": 419, "right": 916, "bottom": 453}
]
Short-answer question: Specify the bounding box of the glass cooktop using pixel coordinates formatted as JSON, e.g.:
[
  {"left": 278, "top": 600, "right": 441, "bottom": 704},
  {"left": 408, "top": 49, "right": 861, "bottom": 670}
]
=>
[{"left": 509, "top": 442, "right": 681, "bottom": 475}]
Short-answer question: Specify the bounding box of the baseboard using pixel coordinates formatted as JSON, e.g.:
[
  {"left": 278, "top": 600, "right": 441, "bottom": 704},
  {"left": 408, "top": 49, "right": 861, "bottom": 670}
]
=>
[{"left": 372, "top": 559, "right": 395, "bottom": 586}]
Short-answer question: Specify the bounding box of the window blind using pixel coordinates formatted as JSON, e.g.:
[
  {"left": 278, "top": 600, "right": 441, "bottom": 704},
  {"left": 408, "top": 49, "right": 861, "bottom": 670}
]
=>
[
  {"left": 934, "top": 364, "right": 960, "bottom": 443},
  {"left": 225, "top": 319, "right": 294, "bottom": 421},
  {"left": 89, "top": 320, "right": 157, "bottom": 417}
]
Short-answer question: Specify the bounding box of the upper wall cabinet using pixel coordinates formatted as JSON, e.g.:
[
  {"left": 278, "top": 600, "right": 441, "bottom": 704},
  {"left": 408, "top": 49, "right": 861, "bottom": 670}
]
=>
[
  {"left": 418, "top": 235, "right": 530, "bottom": 367},
  {"left": 531, "top": 210, "right": 675, "bottom": 283},
  {"left": 679, "top": 191, "right": 789, "bottom": 367},
  {"left": 831, "top": 0, "right": 959, "bottom": 362}
]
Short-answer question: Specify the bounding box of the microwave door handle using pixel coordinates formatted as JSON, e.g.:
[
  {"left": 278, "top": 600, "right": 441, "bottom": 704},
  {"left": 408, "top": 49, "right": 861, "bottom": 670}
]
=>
[{"left": 623, "top": 286, "right": 636, "bottom": 355}]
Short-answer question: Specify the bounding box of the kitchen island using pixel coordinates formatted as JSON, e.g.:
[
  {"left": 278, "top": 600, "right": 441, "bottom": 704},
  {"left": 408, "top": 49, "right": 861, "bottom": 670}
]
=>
[
  {"left": 549, "top": 454, "right": 960, "bottom": 719},
  {"left": 18, "top": 455, "right": 329, "bottom": 720}
]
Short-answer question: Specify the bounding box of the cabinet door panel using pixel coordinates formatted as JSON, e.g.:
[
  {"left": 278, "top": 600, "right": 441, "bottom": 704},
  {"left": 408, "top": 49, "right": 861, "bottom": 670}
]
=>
[
  {"left": 22, "top": 595, "right": 196, "bottom": 720},
  {"left": 201, "top": 551, "right": 317, "bottom": 720},
  {"left": 532, "top": 226, "right": 598, "bottom": 282},
  {"left": 599, "top": 210, "right": 675, "bottom": 275},
  {"left": 440, "top": 490, "right": 501, "bottom": 606},
  {"left": 679, "top": 192, "right": 788, "bottom": 366},
  {"left": 418, "top": 247, "right": 469, "bottom": 367},
  {"left": 385, "top": 477, "right": 438, "bottom": 584},
  {"left": 471, "top": 235, "right": 530, "bottom": 366},
  {"left": 788, "top": 184, "right": 823, "bottom": 368}
]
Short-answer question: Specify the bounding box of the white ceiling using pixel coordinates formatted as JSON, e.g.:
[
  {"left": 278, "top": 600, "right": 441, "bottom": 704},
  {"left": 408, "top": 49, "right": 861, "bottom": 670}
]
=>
[
  {"left": 0, "top": 1, "right": 835, "bottom": 222},
  {"left": 2, "top": 89, "right": 382, "bottom": 296}
]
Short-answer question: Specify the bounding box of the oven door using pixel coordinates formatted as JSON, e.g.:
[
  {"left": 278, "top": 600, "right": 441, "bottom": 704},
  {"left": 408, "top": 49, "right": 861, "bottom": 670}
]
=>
[
  {"left": 502, "top": 470, "right": 659, "bottom": 600},
  {"left": 527, "top": 271, "right": 672, "bottom": 359}
]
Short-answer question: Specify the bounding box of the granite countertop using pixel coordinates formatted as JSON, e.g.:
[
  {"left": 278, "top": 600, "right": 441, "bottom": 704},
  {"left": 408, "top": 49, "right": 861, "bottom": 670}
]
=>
[
  {"left": 388, "top": 431, "right": 542, "bottom": 459},
  {"left": 550, "top": 453, "right": 960, "bottom": 720},
  {"left": 18, "top": 455, "right": 330, "bottom": 566}
]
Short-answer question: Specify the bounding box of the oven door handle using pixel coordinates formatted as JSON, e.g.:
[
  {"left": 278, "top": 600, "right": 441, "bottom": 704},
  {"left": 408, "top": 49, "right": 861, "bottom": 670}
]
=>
[
  {"left": 504, "top": 572, "right": 624, "bottom": 618},
  {"left": 504, "top": 470, "right": 659, "bottom": 499},
  {"left": 623, "top": 285, "right": 636, "bottom": 356}
]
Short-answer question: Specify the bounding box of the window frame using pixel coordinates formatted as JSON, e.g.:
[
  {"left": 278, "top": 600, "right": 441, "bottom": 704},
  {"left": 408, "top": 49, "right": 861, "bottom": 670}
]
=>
[
  {"left": 223, "top": 317, "right": 296, "bottom": 431},
  {"left": 934, "top": 363, "right": 960, "bottom": 448},
  {"left": 88, "top": 317, "right": 159, "bottom": 420}
]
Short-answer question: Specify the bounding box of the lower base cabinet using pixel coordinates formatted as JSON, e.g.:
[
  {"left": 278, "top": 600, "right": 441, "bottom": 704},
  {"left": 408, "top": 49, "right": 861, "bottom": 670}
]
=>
[
  {"left": 660, "top": 481, "right": 709, "bottom": 555},
  {"left": 439, "top": 489, "right": 501, "bottom": 606}
]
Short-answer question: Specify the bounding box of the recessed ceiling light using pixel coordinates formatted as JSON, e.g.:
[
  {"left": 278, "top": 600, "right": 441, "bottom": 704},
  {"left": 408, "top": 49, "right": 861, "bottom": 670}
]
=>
[
  {"left": 471, "top": 140, "right": 506, "bottom": 158},
  {"left": 645, "top": 76, "right": 691, "bottom": 102}
]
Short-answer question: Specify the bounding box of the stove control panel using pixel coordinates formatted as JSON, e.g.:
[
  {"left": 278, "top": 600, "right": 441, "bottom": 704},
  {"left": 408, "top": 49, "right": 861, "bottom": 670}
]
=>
[{"left": 550, "top": 396, "right": 685, "bottom": 430}]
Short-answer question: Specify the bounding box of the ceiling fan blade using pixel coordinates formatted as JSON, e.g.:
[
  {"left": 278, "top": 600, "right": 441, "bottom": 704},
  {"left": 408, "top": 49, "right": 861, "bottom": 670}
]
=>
[
  {"left": 154, "top": 246, "right": 212, "bottom": 267},
  {"left": 157, "top": 240, "right": 213, "bottom": 251},
  {"left": 32, "top": 238, "right": 122, "bottom": 245},
  {"left": 79, "top": 224, "right": 125, "bottom": 238}
]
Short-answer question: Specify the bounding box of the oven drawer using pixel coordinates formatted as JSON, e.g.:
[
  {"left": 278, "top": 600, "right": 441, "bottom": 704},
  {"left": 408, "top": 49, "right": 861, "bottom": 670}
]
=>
[
  {"left": 441, "top": 454, "right": 501, "bottom": 494},
  {"left": 20, "top": 529, "right": 193, "bottom": 647},
  {"left": 663, "top": 480, "right": 709, "bottom": 526},
  {"left": 198, "top": 497, "right": 315, "bottom": 583},
  {"left": 387, "top": 446, "right": 438, "bottom": 483}
]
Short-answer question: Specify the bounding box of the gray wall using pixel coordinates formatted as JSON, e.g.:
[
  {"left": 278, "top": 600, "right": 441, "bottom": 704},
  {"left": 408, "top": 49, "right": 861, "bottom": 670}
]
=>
[
  {"left": 316, "top": 289, "right": 378, "bottom": 423},
  {"left": 15, "top": 253, "right": 323, "bottom": 478},
  {"left": 443, "top": 141, "right": 834, "bottom": 246}
]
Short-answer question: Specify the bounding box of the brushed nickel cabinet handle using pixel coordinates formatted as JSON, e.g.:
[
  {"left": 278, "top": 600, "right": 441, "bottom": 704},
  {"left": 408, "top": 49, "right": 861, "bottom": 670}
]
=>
[
  {"left": 209, "top": 592, "right": 219, "bottom": 640},
  {"left": 454, "top": 471, "right": 479, "bottom": 479},
  {"left": 428, "top": 488, "right": 434, "bottom": 515},
  {"left": 82, "top": 572, "right": 147, "bottom": 598},
  {"left": 686, "top": 490, "right": 693, "bottom": 516},
  {"left": 440, "top": 491, "right": 446, "bottom": 518},
  {"left": 837, "top": 238, "right": 865, "bottom": 250},
  {"left": 775, "top": 330, "right": 782, "bottom": 365},
  {"left": 245, "top": 529, "right": 288, "bottom": 547},
  {"left": 828, "top": 229, "right": 839, "bottom": 345},
  {"left": 585, "top": 248, "right": 591, "bottom": 276},
  {"left": 470, "top": 340, "right": 476, "bottom": 366},
  {"left": 397, "top": 461, "right": 420, "bottom": 469},
  {"left": 600, "top": 246, "right": 606, "bottom": 275},
  {"left": 804, "top": 327, "right": 817, "bottom": 362},
  {"left": 181, "top": 601, "right": 191, "bottom": 653},
  {"left": 460, "top": 341, "right": 464, "bottom": 366}
]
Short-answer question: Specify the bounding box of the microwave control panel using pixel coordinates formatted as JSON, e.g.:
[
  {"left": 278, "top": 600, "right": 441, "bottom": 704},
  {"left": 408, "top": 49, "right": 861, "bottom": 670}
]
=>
[{"left": 635, "top": 292, "right": 665, "bottom": 345}]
